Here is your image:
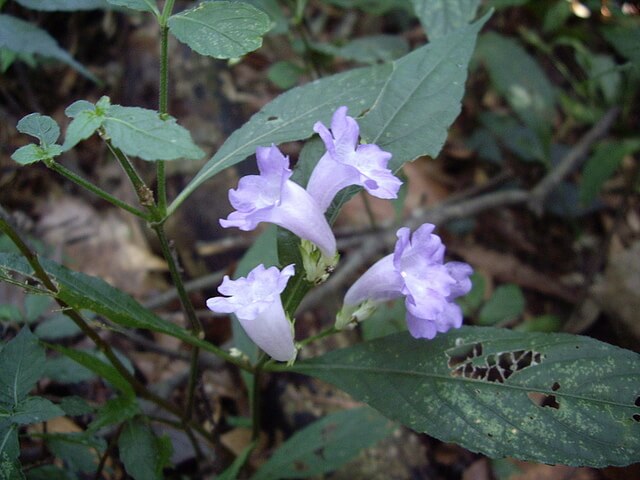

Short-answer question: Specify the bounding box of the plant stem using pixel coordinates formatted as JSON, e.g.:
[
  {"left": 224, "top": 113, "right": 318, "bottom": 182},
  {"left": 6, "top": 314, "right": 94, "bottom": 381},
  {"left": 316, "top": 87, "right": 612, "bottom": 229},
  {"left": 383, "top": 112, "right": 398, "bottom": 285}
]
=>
[
  {"left": 46, "top": 160, "right": 149, "bottom": 220},
  {"left": 297, "top": 325, "right": 339, "bottom": 348},
  {"left": 152, "top": 224, "right": 204, "bottom": 420},
  {"left": 156, "top": 0, "right": 173, "bottom": 215},
  {"left": 0, "top": 209, "right": 211, "bottom": 446},
  {"left": 105, "top": 140, "right": 162, "bottom": 220}
]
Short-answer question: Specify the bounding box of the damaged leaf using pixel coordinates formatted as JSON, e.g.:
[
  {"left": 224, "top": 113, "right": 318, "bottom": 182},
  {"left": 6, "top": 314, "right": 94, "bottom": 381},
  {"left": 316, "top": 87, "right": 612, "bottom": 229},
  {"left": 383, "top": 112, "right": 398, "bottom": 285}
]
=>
[{"left": 288, "top": 327, "right": 640, "bottom": 467}]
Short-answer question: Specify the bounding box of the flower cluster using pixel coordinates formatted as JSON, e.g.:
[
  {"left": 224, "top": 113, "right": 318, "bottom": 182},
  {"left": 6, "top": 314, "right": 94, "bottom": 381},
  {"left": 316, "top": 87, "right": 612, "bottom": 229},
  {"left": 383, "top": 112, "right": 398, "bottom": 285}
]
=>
[{"left": 207, "top": 106, "right": 472, "bottom": 361}]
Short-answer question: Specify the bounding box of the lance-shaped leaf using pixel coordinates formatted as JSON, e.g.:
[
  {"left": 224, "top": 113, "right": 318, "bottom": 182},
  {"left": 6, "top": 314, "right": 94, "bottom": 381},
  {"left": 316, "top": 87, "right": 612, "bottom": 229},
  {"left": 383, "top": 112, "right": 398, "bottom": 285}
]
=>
[
  {"left": 0, "top": 14, "right": 96, "bottom": 80},
  {"left": 287, "top": 327, "right": 640, "bottom": 467},
  {"left": 410, "top": 0, "right": 481, "bottom": 39},
  {"left": 169, "top": 62, "right": 391, "bottom": 213},
  {"left": 360, "top": 13, "right": 489, "bottom": 171},
  {"left": 168, "top": 1, "right": 271, "bottom": 59},
  {"left": 0, "top": 253, "right": 219, "bottom": 356}
]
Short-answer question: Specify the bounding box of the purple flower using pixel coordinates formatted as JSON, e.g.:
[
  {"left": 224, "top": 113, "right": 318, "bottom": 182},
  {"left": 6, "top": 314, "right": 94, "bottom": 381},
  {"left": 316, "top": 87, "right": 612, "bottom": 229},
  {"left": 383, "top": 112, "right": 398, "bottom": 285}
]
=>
[
  {"left": 207, "top": 264, "right": 297, "bottom": 362},
  {"left": 306, "top": 106, "right": 402, "bottom": 212},
  {"left": 340, "top": 224, "right": 473, "bottom": 339},
  {"left": 220, "top": 144, "right": 336, "bottom": 258}
]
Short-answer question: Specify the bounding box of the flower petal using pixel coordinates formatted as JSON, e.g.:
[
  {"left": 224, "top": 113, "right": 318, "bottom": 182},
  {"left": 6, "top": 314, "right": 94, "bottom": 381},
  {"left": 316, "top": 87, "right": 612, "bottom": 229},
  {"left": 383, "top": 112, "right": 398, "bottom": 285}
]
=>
[{"left": 344, "top": 254, "right": 404, "bottom": 306}]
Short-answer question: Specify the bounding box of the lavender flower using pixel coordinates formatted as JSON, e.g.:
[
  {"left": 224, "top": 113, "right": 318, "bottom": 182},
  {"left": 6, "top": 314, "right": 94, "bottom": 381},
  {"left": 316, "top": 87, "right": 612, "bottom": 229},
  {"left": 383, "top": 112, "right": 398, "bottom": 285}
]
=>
[
  {"left": 338, "top": 224, "right": 473, "bottom": 339},
  {"left": 206, "top": 264, "right": 297, "bottom": 362},
  {"left": 306, "top": 106, "right": 402, "bottom": 212},
  {"left": 220, "top": 144, "right": 336, "bottom": 258}
]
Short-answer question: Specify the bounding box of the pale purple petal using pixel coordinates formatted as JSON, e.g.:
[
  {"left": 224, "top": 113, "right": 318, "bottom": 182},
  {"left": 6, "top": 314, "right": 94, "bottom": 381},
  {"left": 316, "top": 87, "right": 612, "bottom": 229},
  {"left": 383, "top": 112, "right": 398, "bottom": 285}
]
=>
[
  {"left": 206, "top": 264, "right": 296, "bottom": 362},
  {"left": 307, "top": 106, "right": 401, "bottom": 212},
  {"left": 220, "top": 145, "right": 337, "bottom": 257},
  {"left": 342, "top": 223, "right": 473, "bottom": 340},
  {"left": 344, "top": 254, "right": 404, "bottom": 306}
]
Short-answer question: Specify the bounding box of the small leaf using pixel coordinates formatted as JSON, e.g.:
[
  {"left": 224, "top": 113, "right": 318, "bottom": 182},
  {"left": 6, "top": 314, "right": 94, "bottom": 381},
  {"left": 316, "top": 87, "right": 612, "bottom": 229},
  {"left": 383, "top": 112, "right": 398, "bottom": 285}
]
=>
[
  {"left": 43, "top": 356, "right": 95, "bottom": 384},
  {"left": 87, "top": 395, "right": 139, "bottom": 433},
  {"left": 106, "top": 0, "right": 158, "bottom": 14},
  {"left": 58, "top": 396, "right": 94, "bottom": 417},
  {"left": 457, "top": 272, "right": 486, "bottom": 316},
  {"left": 65, "top": 100, "right": 98, "bottom": 118},
  {"left": 46, "top": 433, "right": 105, "bottom": 475},
  {"left": 11, "top": 144, "right": 63, "bottom": 165},
  {"left": 0, "top": 14, "right": 96, "bottom": 80},
  {"left": 34, "top": 314, "right": 81, "bottom": 340},
  {"left": 289, "top": 327, "right": 640, "bottom": 467},
  {"left": 119, "top": 418, "right": 170, "bottom": 480},
  {"left": 103, "top": 105, "right": 204, "bottom": 161},
  {"left": 252, "top": 407, "right": 394, "bottom": 479},
  {"left": 24, "top": 294, "right": 53, "bottom": 323},
  {"left": 478, "top": 284, "right": 525, "bottom": 325},
  {"left": 0, "top": 328, "right": 45, "bottom": 408},
  {"left": 16, "top": 113, "right": 60, "bottom": 145},
  {"left": 62, "top": 111, "right": 103, "bottom": 151},
  {"left": 168, "top": 1, "right": 271, "bottom": 59},
  {"left": 411, "top": 0, "right": 481, "bottom": 39},
  {"left": 11, "top": 396, "right": 64, "bottom": 425},
  {"left": 267, "top": 61, "right": 304, "bottom": 89}
]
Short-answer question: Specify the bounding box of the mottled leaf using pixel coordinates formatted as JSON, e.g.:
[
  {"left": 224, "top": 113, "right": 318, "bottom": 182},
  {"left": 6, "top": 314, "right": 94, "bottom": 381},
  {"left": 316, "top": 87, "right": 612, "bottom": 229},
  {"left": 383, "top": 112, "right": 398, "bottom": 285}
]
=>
[
  {"left": 168, "top": 1, "right": 271, "bottom": 59},
  {"left": 288, "top": 327, "right": 640, "bottom": 467}
]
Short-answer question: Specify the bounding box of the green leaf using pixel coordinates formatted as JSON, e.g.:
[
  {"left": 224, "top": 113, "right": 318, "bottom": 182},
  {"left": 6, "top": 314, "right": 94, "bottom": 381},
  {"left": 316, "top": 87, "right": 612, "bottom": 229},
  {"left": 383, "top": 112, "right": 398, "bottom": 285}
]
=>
[
  {"left": 267, "top": 61, "right": 304, "bottom": 89},
  {"left": 168, "top": 1, "right": 271, "bottom": 59},
  {"left": 14, "top": 0, "right": 109, "bottom": 10},
  {"left": 25, "top": 465, "right": 76, "bottom": 480},
  {"left": 24, "top": 294, "right": 52, "bottom": 323},
  {"left": 243, "top": 0, "right": 288, "bottom": 35},
  {"left": 0, "top": 328, "right": 45, "bottom": 408},
  {"left": 601, "top": 25, "right": 640, "bottom": 69},
  {"left": 103, "top": 105, "right": 204, "bottom": 161},
  {"left": 46, "top": 433, "right": 105, "bottom": 475},
  {"left": 106, "top": 0, "right": 158, "bottom": 15},
  {"left": 10, "top": 396, "right": 64, "bottom": 425},
  {"left": 252, "top": 407, "right": 394, "bottom": 479},
  {"left": 65, "top": 100, "right": 97, "bottom": 118},
  {"left": 119, "top": 418, "right": 171, "bottom": 480},
  {"left": 34, "top": 314, "right": 81, "bottom": 340},
  {"left": 0, "top": 424, "right": 20, "bottom": 467},
  {"left": 87, "top": 395, "right": 139, "bottom": 433},
  {"left": 475, "top": 32, "right": 556, "bottom": 139},
  {"left": 58, "top": 396, "right": 94, "bottom": 417},
  {"left": 360, "top": 14, "right": 490, "bottom": 171},
  {"left": 0, "top": 253, "right": 214, "bottom": 354},
  {"left": 16, "top": 113, "right": 60, "bottom": 146},
  {"left": 479, "top": 112, "right": 545, "bottom": 162},
  {"left": 410, "top": 0, "right": 481, "bottom": 39},
  {"left": 315, "top": 35, "right": 409, "bottom": 64},
  {"left": 0, "top": 14, "right": 96, "bottom": 80},
  {"left": 289, "top": 327, "right": 640, "bottom": 467},
  {"left": 0, "top": 305, "right": 22, "bottom": 322},
  {"left": 169, "top": 62, "right": 392, "bottom": 213},
  {"left": 43, "top": 356, "right": 95, "bottom": 384},
  {"left": 478, "top": 284, "right": 525, "bottom": 326},
  {"left": 11, "top": 144, "right": 63, "bottom": 165},
  {"left": 50, "top": 346, "right": 135, "bottom": 398},
  {"left": 62, "top": 111, "right": 103, "bottom": 151},
  {"left": 457, "top": 272, "right": 486, "bottom": 316},
  {"left": 579, "top": 140, "right": 640, "bottom": 205}
]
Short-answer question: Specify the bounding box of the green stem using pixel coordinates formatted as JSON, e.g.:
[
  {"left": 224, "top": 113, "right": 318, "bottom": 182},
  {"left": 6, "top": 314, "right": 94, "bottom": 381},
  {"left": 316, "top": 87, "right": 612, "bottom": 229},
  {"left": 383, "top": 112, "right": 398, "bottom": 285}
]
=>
[
  {"left": 297, "top": 326, "right": 339, "bottom": 348},
  {"left": 46, "top": 160, "right": 149, "bottom": 220},
  {"left": 156, "top": 0, "right": 173, "bottom": 215},
  {"left": 105, "top": 140, "right": 162, "bottom": 220},
  {"left": 152, "top": 224, "right": 204, "bottom": 419}
]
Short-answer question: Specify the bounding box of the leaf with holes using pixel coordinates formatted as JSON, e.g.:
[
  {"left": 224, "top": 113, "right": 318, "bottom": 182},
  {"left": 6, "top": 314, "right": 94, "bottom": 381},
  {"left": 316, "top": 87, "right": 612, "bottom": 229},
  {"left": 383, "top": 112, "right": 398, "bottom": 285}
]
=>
[
  {"left": 286, "top": 327, "right": 640, "bottom": 467},
  {"left": 168, "top": 1, "right": 271, "bottom": 59},
  {"left": 410, "top": 0, "right": 481, "bottom": 39}
]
